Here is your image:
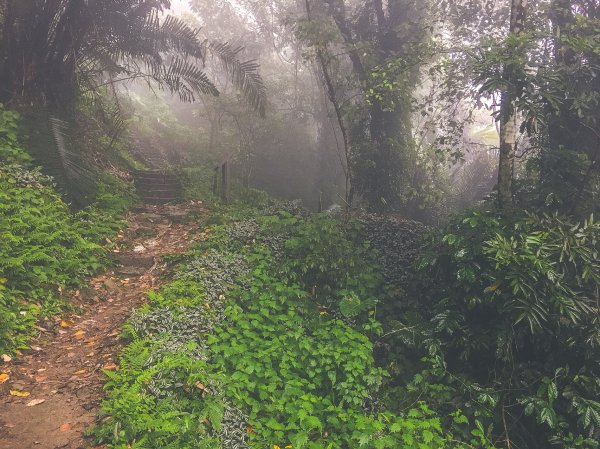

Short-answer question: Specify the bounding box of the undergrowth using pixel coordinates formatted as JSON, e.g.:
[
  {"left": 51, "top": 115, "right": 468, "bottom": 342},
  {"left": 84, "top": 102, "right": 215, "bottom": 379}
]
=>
[
  {"left": 95, "top": 206, "right": 493, "bottom": 449},
  {"left": 0, "top": 104, "right": 134, "bottom": 354}
]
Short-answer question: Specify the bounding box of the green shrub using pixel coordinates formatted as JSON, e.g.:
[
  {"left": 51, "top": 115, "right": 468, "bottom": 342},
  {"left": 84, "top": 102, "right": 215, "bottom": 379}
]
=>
[
  {"left": 96, "top": 339, "right": 226, "bottom": 449},
  {"left": 96, "top": 208, "right": 490, "bottom": 449},
  {"left": 395, "top": 210, "right": 600, "bottom": 449}
]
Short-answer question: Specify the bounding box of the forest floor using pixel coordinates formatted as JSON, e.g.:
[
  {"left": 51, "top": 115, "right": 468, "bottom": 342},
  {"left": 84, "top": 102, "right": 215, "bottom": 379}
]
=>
[{"left": 0, "top": 202, "right": 207, "bottom": 449}]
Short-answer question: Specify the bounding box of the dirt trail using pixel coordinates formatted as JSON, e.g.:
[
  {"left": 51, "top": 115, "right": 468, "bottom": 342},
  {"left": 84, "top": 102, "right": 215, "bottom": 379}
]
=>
[{"left": 0, "top": 202, "right": 206, "bottom": 449}]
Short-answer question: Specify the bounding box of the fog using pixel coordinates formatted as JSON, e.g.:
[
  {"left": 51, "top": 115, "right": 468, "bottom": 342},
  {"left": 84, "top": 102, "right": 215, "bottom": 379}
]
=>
[{"left": 108, "top": 0, "right": 500, "bottom": 220}]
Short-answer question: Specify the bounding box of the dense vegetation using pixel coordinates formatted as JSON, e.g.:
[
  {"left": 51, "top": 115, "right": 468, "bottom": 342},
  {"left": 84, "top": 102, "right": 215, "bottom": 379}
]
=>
[
  {"left": 93, "top": 206, "right": 494, "bottom": 449},
  {"left": 395, "top": 211, "right": 600, "bottom": 449},
  {"left": 1, "top": 1, "right": 599, "bottom": 449},
  {"left": 0, "top": 104, "right": 133, "bottom": 354}
]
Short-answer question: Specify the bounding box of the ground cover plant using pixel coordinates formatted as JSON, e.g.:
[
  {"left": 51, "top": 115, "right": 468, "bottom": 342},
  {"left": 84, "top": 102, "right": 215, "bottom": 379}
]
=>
[
  {"left": 95, "top": 205, "right": 494, "bottom": 449},
  {"left": 0, "top": 104, "right": 133, "bottom": 354}
]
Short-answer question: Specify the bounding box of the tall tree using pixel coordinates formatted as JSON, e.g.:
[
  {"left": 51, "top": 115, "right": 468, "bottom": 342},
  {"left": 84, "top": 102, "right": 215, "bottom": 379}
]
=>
[
  {"left": 497, "top": 0, "right": 528, "bottom": 212},
  {"left": 300, "top": 0, "right": 428, "bottom": 211}
]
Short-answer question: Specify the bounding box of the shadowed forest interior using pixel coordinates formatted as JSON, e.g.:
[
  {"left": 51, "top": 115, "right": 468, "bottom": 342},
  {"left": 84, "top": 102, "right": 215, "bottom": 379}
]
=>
[{"left": 0, "top": 1, "right": 599, "bottom": 449}]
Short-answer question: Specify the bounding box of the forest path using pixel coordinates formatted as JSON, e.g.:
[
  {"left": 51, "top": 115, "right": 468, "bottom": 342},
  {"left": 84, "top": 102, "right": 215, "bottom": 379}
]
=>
[{"left": 0, "top": 202, "right": 207, "bottom": 449}]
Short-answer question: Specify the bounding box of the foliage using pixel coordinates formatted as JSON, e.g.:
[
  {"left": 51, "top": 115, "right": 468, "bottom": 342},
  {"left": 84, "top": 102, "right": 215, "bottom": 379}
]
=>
[
  {"left": 96, "top": 205, "right": 490, "bottom": 449},
  {"left": 0, "top": 107, "right": 129, "bottom": 354},
  {"left": 357, "top": 214, "right": 428, "bottom": 288},
  {"left": 392, "top": 209, "right": 600, "bottom": 449},
  {"left": 0, "top": 0, "right": 267, "bottom": 114},
  {"left": 95, "top": 339, "right": 227, "bottom": 449},
  {"left": 0, "top": 104, "right": 31, "bottom": 165}
]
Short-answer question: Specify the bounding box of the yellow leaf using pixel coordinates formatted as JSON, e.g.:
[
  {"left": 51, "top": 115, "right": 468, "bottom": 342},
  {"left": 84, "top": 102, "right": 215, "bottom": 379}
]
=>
[
  {"left": 9, "top": 390, "right": 30, "bottom": 397},
  {"left": 73, "top": 330, "right": 85, "bottom": 339},
  {"left": 60, "top": 320, "right": 72, "bottom": 328},
  {"left": 274, "top": 446, "right": 281, "bottom": 449},
  {"left": 195, "top": 381, "right": 209, "bottom": 393},
  {"left": 0, "top": 373, "right": 9, "bottom": 383}
]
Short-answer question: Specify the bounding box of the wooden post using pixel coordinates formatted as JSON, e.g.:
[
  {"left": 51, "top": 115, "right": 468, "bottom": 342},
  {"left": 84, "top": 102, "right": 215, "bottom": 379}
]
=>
[
  {"left": 221, "top": 160, "right": 230, "bottom": 203},
  {"left": 213, "top": 165, "right": 219, "bottom": 196}
]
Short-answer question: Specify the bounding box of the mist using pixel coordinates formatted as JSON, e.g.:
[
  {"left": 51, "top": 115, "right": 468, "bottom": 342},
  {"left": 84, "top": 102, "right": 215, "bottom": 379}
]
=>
[
  {"left": 2, "top": 3, "right": 600, "bottom": 449},
  {"left": 111, "top": 0, "right": 502, "bottom": 220}
]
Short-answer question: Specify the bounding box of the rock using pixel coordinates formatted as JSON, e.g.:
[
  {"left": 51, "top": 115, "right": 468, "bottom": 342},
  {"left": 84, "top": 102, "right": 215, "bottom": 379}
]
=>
[
  {"left": 116, "top": 266, "right": 146, "bottom": 276},
  {"left": 112, "top": 254, "right": 155, "bottom": 268},
  {"left": 102, "top": 278, "right": 118, "bottom": 291}
]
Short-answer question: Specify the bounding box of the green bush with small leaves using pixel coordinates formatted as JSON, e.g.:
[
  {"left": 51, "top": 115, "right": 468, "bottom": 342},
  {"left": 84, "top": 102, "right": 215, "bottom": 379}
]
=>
[{"left": 96, "top": 207, "right": 490, "bottom": 449}]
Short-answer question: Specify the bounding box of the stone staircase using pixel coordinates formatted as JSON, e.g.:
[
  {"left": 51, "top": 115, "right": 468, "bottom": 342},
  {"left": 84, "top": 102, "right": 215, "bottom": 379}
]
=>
[{"left": 132, "top": 170, "right": 181, "bottom": 204}]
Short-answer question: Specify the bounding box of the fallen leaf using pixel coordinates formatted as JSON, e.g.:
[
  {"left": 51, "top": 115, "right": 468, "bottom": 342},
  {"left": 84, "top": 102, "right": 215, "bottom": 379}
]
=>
[
  {"left": 194, "top": 381, "right": 210, "bottom": 394},
  {"left": 59, "top": 423, "right": 71, "bottom": 432},
  {"left": 9, "top": 390, "right": 30, "bottom": 397},
  {"left": 1, "top": 354, "right": 12, "bottom": 362},
  {"left": 103, "top": 363, "right": 118, "bottom": 371},
  {"left": 26, "top": 398, "right": 46, "bottom": 406},
  {"left": 0, "top": 373, "right": 9, "bottom": 383},
  {"left": 35, "top": 375, "right": 47, "bottom": 383},
  {"left": 74, "top": 369, "right": 87, "bottom": 375},
  {"left": 60, "top": 320, "right": 73, "bottom": 328},
  {"left": 73, "top": 330, "right": 85, "bottom": 339}
]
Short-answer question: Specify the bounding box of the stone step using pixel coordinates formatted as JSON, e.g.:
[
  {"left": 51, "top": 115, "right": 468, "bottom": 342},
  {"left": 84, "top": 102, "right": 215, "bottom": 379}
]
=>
[{"left": 133, "top": 170, "right": 182, "bottom": 204}]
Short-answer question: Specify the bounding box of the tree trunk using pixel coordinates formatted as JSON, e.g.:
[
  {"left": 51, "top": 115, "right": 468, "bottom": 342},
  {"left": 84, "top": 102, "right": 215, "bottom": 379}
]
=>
[
  {"left": 305, "top": 0, "right": 353, "bottom": 206},
  {"left": 498, "top": 0, "right": 528, "bottom": 212}
]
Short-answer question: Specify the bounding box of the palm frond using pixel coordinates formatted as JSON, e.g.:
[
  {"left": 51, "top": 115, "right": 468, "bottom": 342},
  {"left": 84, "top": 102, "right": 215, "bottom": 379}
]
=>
[
  {"left": 159, "top": 15, "right": 205, "bottom": 60},
  {"left": 49, "top": 115, "right": 97, "bottom": 190},
  {"left": 209, "top": 41, "right": 268, "bottom": 117},
  {"left": 155, "top": 56, "right": 219, "bottom": 101},
  {"left": 1, "top": 1, "right": 267, "bottom": 115}
]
